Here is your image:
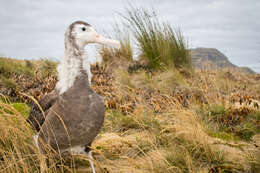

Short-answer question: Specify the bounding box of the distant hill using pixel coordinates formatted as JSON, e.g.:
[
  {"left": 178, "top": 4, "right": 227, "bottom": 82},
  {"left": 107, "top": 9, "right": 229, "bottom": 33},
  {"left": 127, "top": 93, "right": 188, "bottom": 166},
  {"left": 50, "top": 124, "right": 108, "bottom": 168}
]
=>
[{"left": 190, "top": 48, "right": 255, "bottom": 74}]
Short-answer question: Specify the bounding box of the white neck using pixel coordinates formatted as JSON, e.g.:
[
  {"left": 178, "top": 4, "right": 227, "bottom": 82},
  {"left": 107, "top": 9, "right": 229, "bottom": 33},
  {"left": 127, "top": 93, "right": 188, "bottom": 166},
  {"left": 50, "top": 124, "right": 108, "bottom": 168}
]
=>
[{"left": 56, "top": 31, "right": 91, "bottom": 94}]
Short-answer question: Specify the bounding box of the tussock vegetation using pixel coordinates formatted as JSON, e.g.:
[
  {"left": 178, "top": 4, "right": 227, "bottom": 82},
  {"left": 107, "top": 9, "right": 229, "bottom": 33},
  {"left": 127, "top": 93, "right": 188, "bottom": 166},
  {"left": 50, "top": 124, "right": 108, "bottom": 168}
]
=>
[
  {"left": 0, "top": 57, "right": 259, "bottom": 172},
  {"left": 0, "top": 57, "right": 57, "bottom": 103},
  {"left": 101, "top": 23, "right": 133, "bottom": 63},
  {"left": 99, "top": 24, "right": 134, "bottom": 73},
  {"left": 100, "top": 7, "right": 191, "bottom": 71},
  {"left": 100, "top": 37, "right": 133, "bottom": 64},
  {"left": 120, "top": 6, "right": 191, "bottom": 70}
]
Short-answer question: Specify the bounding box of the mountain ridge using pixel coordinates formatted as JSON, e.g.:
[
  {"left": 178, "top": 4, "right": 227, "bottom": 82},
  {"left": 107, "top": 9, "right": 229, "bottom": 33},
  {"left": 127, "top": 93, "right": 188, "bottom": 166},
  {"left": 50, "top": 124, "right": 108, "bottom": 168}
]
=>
[{"left": 190, "top": 48, "right": 255, "bottom": 74}]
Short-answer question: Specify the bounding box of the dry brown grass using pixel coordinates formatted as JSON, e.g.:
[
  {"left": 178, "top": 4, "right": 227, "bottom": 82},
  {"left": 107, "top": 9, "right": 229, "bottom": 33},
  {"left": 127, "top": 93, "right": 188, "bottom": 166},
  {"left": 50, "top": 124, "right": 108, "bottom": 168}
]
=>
[{"left": 0, "top": 58, "right": 259, "bottom": 172}]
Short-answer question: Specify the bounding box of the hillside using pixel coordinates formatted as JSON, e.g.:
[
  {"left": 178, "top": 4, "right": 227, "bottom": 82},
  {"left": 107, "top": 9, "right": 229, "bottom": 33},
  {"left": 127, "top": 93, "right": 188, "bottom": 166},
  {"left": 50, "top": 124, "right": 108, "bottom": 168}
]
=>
[
  {"left": 0, "top": 57, "right": 260, "bottom": 173},
  {"left": 191, "top": 48, "right": 256, "bottom": 74}
]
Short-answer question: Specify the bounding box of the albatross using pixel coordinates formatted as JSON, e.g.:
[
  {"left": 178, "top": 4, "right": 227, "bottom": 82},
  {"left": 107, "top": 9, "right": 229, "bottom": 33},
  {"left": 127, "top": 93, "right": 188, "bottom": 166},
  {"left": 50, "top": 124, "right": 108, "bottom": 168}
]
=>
[{"left": 27, "top": 21, "right": 120, "bottom": 173}]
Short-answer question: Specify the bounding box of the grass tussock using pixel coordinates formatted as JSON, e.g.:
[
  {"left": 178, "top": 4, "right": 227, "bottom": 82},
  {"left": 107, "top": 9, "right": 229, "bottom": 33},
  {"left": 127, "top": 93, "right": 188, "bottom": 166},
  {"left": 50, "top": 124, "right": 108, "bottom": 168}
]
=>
[
  {"left": 0, "top": 58, "right": 57, "bottom": 103},
  {"left": 0, "top": 57, "right": 33, "bottom": 77},
  {"left": 100, "top": 23, "right": 134, "bottom": 71},
  {"left": 202, "top": 103, "right": 260, "bottom": 141},
  {"left": 121, "top": 6, "right": 191, "bottom": 70},
  {"left": 100, "top": 6, "right": 191, "bottom": 71},
  {"left": 100, "top": 37, "right": 133, "bottom": 63},
  {"left": 0, "top": 102, "right": 49, "bottom": 172}
]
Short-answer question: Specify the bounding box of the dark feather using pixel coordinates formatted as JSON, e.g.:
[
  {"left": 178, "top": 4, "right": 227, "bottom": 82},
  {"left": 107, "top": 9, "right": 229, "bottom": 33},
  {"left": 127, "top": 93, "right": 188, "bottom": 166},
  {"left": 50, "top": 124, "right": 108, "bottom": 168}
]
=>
[
  {"left": 38, "top": 71, "right": 105, "bottom": 152},
  {"left": 27, "top": 90, "right": 58, "bottom": 132}
]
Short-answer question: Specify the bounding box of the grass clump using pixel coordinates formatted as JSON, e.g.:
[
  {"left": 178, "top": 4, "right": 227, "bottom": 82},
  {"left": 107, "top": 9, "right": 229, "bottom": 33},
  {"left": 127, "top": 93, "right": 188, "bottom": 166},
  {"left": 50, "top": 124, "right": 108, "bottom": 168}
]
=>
[
  {"left": 39, "top": 59, "right": 58, "bottom": 77},
  {"left": 103, "top": 110, "right": 140, "bottom": 132},
  {"left": 0, "top": 57, "right": 58, "bottom": 103},
  {"left": 121, "top": 6, "right": 191, "bottom": 70},
  {"left": 100, "top": 24, "right": 133, "bottom": 65},
  {"left": 11, "top": 103, "right": 31, "bottom": 118},
  {"left": 0, "top": 102, "right": 40, "bottom": 172},
  {"left": 0, "top": 57, "right": 33, "bottom": 77},
  {"left": 100, "top": 37, "right": 133, "bottom": 62},
  {"left": 202, "top": 103, "right": 260, "bottom": 141},
  {"left": 0, "top": 76, "right": 17, "bottom": 89}
]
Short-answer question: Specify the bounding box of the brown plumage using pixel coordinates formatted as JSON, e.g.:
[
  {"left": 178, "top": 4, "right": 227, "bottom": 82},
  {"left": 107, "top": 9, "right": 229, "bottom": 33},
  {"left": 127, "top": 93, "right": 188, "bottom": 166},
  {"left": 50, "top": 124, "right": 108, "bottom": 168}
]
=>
[
  {"left": 27, "top": 90, "right": 58, "bottom": 132},
  {"left": 38, "top": 70, "right": 105, "bottom": 152},
  {"left": 27, "top": 21, "right": 120, "bottom": 173}
]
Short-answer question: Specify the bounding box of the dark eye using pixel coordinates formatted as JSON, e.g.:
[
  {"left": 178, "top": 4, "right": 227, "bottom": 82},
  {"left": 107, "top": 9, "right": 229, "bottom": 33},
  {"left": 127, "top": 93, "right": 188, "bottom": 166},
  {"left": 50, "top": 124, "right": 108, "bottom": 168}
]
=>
[{"left": 82, "top": 27, "right": 86, "bottom": 31}]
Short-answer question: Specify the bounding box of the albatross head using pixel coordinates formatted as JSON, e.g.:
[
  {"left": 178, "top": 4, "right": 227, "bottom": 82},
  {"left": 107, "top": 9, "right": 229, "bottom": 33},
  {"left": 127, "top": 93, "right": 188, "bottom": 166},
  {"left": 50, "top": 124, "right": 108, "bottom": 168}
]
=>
[
  {"left": 57, "top": 21, "right": 120, "bottom": 94},
  {"left": 67, "top": 21, "right": 120, "bottom": 51}
]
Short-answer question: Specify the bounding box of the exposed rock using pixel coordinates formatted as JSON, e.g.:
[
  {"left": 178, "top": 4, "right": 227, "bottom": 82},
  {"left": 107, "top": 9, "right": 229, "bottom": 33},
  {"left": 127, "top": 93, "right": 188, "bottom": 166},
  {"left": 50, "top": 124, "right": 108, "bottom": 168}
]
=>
[{"left": 191, "top": 48, "right": 256, "bottom": 74}]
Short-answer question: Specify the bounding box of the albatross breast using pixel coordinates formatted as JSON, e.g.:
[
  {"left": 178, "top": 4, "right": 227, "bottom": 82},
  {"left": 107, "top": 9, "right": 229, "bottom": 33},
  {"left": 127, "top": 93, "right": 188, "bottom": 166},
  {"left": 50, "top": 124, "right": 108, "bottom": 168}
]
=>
[{"left": 38, "top": 71, "right": 105, "bottom": 152}]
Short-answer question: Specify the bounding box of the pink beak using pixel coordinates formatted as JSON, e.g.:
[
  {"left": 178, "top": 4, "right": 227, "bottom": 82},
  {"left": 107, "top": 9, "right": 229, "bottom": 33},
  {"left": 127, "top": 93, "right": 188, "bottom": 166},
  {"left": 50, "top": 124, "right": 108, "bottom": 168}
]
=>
[{"left": 95, "top": 34, "right": 121, "bottom": 49}]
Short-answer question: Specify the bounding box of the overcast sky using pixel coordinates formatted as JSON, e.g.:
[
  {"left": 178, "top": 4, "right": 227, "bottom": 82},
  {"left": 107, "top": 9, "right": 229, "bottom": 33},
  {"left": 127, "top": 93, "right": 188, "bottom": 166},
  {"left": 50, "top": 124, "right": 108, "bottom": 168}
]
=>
[{"left": 0, "top": 0, "right": 259, "bottom": 72}]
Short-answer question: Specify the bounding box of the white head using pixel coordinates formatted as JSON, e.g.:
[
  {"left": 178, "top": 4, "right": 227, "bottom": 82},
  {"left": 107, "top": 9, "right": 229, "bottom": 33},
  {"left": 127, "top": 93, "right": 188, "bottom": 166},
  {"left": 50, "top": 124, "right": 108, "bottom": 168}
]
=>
[
  {"left": 65, "top": 21, "right": 120, "bottom": 56},
  {"left": 57, "top": 21, "right": 119, "bottom": 94}
]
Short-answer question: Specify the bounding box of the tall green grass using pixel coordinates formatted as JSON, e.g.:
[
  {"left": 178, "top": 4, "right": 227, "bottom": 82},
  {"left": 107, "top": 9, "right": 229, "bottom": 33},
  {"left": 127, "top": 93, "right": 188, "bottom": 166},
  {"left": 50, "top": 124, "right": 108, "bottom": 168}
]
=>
[
  {"left": 113, "top": 23, "right": 134, "bottom": 61},
  {"left": 100, "top": 23, "right": 134, "bottom": 62},
  {"left": 121, "top": 6, "right": 191, "bottom": 69},
  {"left": 100, "top": 36, "right": 133, "bottom": 63}
]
